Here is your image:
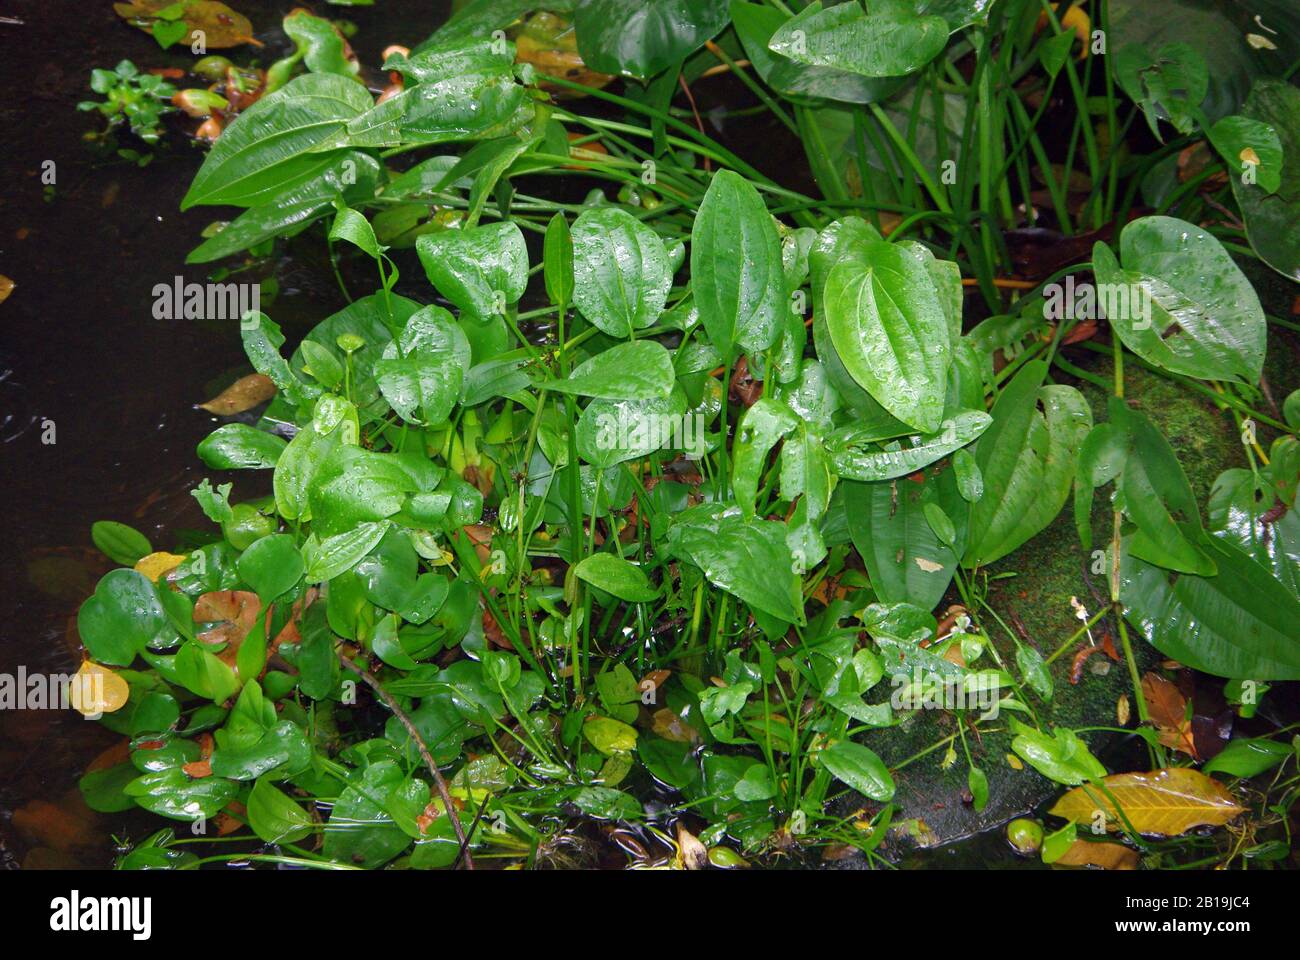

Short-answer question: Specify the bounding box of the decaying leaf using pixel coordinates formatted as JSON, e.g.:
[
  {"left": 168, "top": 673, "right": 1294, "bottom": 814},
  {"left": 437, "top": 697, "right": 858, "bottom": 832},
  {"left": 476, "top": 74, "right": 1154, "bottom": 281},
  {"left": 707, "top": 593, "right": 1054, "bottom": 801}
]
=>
[
  {"left": 1053, "top": 838, "right": 1139, "bottom": 869},
  {"left": 197, "top": 373, "right": 276, "bottom": 415},
  {"left": 1142, "top": 672, "right": 1197, "bottom": 758},
  {"left": 69, "top": 661, "right": 130, "bottom": 717},
  {"left": 113, "top": 0, "right": 258, "bottom": 49},
  {"left": 1048, "top": 768, "right": 1245, "bottom": 836},
  {"left": 651, "top": 708, "right": 698, "bottom": 743},
  {"left": 676, "top": 822, "right": 709, "bottom": 869},
  {"left": 134, "top": 551, "right": 187, "bottom": 583},
  {"left": 0, "top": 275, "right": 13, "bottom": 305}
]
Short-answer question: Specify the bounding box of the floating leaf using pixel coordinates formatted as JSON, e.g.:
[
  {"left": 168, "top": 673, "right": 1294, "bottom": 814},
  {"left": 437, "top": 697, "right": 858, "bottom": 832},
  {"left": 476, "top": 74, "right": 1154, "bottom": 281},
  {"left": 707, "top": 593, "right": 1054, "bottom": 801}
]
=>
[{"left": 1048, "top": 768, "right": 1245, "bottom": 836}]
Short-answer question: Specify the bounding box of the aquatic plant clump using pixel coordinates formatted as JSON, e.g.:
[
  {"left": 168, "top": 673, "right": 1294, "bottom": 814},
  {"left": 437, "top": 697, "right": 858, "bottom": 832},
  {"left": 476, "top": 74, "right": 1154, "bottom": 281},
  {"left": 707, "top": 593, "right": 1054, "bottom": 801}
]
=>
[{"left": 66, "top": 1, "right": 1300, "bottom": 871}]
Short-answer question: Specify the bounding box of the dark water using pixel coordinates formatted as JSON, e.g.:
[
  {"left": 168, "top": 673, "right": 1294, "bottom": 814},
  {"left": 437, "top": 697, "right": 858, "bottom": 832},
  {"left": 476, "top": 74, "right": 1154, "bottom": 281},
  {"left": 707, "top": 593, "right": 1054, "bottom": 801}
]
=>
[{"left": 0, "top": 0, "right": 466, "bottom": 868}]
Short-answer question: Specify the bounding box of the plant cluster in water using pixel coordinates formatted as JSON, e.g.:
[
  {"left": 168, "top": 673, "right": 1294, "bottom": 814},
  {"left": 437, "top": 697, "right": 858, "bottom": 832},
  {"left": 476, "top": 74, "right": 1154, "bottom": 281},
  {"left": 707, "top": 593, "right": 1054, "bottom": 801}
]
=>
[{"left": 67, "top": 0, "right": 1300, "bottom": 869}]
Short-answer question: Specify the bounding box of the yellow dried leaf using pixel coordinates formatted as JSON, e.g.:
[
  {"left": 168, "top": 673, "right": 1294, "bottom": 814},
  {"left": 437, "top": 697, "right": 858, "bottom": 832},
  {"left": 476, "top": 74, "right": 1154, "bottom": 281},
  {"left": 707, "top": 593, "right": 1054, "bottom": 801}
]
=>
[
  {"left": 0, "top": 274, "right": 13, "bottom": 305},
  {"left": 1239, "top": 147, "right": 1261, "bottom": 166},
  {"left": 197, "top": 373, "right": 276, "bottom": 415},
  {"left": 1006, "top": 753, "right": 1024, "bottom": 770},
  {"left": 1048, "top": 768, "right": 1245, "bottom": 837},
  {"left": 135, "top": 551, "right": 187, "bottom": 583},
  {"left": 69, "top": 661, "right": 130, "bottom": 717}
]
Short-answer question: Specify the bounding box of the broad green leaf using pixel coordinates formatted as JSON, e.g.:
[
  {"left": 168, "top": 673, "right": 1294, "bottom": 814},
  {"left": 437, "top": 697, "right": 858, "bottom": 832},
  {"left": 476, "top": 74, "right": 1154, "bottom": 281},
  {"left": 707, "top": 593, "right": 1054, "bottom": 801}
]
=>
[
  {"left": 570, "top": 207, "right": 672, "bottom": 338},
  {"left": 322, "top": 760, "right": 412, "bottom": 868},
  {"left": 416, "top": 220, "right": 528, "bottom": 320},
  {"left": 308, "top": 447, "right": 417, "bottom": 536},
  {"left": 1108, "top": 0, "right": 1300, "bottom": 123},
  {"left": 964, "top": 361, "right": 1092, "bottom": 567},
  {"left": 374, "top": 334, "right": 462, "bottom": 426},
  {"left": 574, "top": 0, "right": 730, "bottom": 80},
  {"left": 667, "top": 506, "right": 806, "bottom": 625},
  {"left": 197, "top": 423, "right": 287, "bottom": 470},
  {"left": 1010, "top": 721, "right": 1107, "bottom": 785},
  {"left": 1209, "top": 114, "right": 1283, "bottom": 195},
  {"left": 182, "top": 73, "right": 372, "bottom": 209},
  {"left": 768, "top": 1, "right": 948, "bottom": 79},
  {"left": 1113, "top": 41, "right": 1208, "bottom": 137},
  {"left": 303, "top": 521, "right": 391, "bottom": 582},
  {"left": 845, "top": 465, "right": 968, "bottom": 611},
  {"left": 544, "top": 340, "right": 675, "bottom": 401},
  {"left": 124, "top": 768, "right": 238, "bottom": 821},
  {"left": 732, "top": 397, "right": 799, "bottom": 519},
  {"left": 1208, "top": 460, "right": 1300, "bottom": 598},
  {"left": 1231, "top": 79, "right": 1300, "bottom": 281},
  {"left": 1112, "top": 401, "right": 1217, "bottom": 576},
  {"left": 247, "top": 776, "right": 314, "bottom": 844},
  {"left": 78, "top": 570, "right": 177, "bottom": 666},
  {"left": 1202, "top": 737, "right": 1293, "bottom": 778},
  {"left": 827, "top": 409, "right": 990, "bottom": 481},
  {"left": 1120, "top": 534, "right": 1300, "bottom": 680},
  {"left": 273, "top": 418, "right": 344, "bottom": 522},
  {"left": 822, "top": 239, "right": 952, "bottom": 432},
  {"left": 210, "top": 719, "right": 311, "bottom": 780},
  {"left": 691, "top": 170, "right": 785, "bottom": 360},
  {"left": 187, "top": 152, "right": 380, "bottom": 263},
  {"left": 731, "top": 1, "right": 900, "bottom": 104},
  {"left": 329, "top": 204, "right": 385, "bottom": 260},
  {"left": 91, "top": 520, "right": 152, "bottom": 566},
  {"left": 576, "top": 387, "right": 688, "bottom": 468},
  {"left": 237, "top": 534, "right": 303, "bottom": 603},
  {"left": 574, "top": 553, "right": 660, "bottom": 603},
  {"left": 1092, "top": 216, "right": 1265, "bottom": 383},
  {"left": 820, "top": 740, "right": 895, "bottom": 801}
]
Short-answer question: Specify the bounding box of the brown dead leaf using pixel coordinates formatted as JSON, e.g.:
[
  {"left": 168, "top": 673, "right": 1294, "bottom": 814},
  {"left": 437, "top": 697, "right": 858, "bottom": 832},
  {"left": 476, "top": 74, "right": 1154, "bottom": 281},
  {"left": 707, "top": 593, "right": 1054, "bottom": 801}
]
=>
[
  {"left": 0, "top": 274, "right": 13, "bottom": 305},
  {"left": 183, "top": 760, "right": 213, "bottom": 779},
  {"left": 114, "top": 0, "right": 259, "bottom": 48},
  {"left": 1142, "top": 671, "right": 1197, "bottom": 758},
  {"left": 676, "top": 823, "right": 709, "bottom": 869},
  {"left": 1053, "top": 839, "right": 1139, "bottom": 869},
  {"left": 198, "top": 373, "right": 275, "bottom": 415},
  {"left": 652, "top": 708, "right": 698, "bottom": 743}
]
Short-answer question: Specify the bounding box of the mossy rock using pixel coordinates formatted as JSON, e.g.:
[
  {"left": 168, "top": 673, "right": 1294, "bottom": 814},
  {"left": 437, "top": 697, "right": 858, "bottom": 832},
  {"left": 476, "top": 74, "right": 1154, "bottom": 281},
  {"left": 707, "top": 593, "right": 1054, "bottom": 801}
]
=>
[{"left": 833, "top": 358, "right": 1256, "bottom": 861}]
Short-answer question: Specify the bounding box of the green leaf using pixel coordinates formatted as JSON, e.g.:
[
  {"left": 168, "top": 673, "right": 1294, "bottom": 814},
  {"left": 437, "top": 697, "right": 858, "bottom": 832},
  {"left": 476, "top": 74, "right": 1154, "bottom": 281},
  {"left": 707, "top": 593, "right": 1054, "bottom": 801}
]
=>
[
  {"left": 543, "top": 212, "right": 574, "bottom": 307},
  {"left": 583, "top": 715, "right": 638, "bottom": 755},
  {"left": 125, "top": 768, "right": 237, "bottom": 821},
  {"left": 576, "top": 387, "right": 688, "bottom": 468},
  {"left": 1010, "top": 722, "right": 1106, "bottom": 785},
  {"left": 241, "top": 312, "right": 321, "bottom": 407},
  {"left": 827, "top": 409, "right": 990, "bottom": 481},
  {"left": 329, "top": 204, "right": 385, "bottom": 260},
  {"left": 283, "top": 9, "right": 358, "bottom": 77},
  {"left": 964, "top": 361, "right": 1092, "bottom": 567},
  {"left": 544, "top": 340, "right": 675, "bottom": 401},
  {"left": 845, "top": 466, "right": 967, "bottom": 611},
  {"left": 197, "top": 423, "right": 287, "bottom": 470},
  {"left": 322, "top": 760, "right": 412, "bottom": 867},
  {"left": 1112, "top": 401, "right": 1217, "bottom": 576},
  {"left": 1209, "top": 114, "right": 1283, "bottom": 195},
  {"left": 574, "top": 0, "right": 730, "bottom": 80},
  {"left": 1231, "top": 79, "right": 1300, "bottom": 282},
  {"left": 78, "top": 570, "right": 177, "bottom": 666},
  {"left": 1113, "top": 42, "right": 1208, "bottom": 137},
  {"left": 91, "top": 520, "right": 152, "bottom": 566},
  {"left": 1120, "top": 534, "right": 1300, "bottom": 680},
  {"left": 210, "top": 719, "right": 312, "bottom": 780},
  {"left": 247, "top": 776, "right": 314, "bottom": 844},
  {"left": 1202, "top": 737, "right": 1293, "bottom": 778},
  {"left": 820, "top": 740, "right": 895, "bottom": 801},
  {"left": 768, "top": 1, "right": 949, "bottom": 79},
  {"left": 374, "top": 339, "right": 462, "bottom": 426},
  {"left": 570, "top": 207, "right": 672, "bottom": 338},
  {"left": 273, "top": 419, "right": 344, "bottom": 522},
  {"left": 187, "top": 152, "right": 381, "bottom": 263},
  {"left": 1091, "top": 216, "right": 1265, "bottom": 383},
  {"left": 573, "top": 553, "right": 660, "bottom": 603},
  {"left": 595, "top": 663, "right": 642, "bottom": 724},
  {"left": 304, "top": 521, "right": 391, "bottom": 582},
  {"left": 667, "top": 506, "right": 806, "bottom": 624},
  {"left": 237, "top": 534, "right": 304, "bottom": 603},
  {"left": 822, "top": 239, "right": 952, "bottom": 432},
  {"left": 416, "top": 220, "right": 528, "bottom": 320},
  {"left": 182, "top": 73, "right": 372, "bottom": 209},
  {"left": 732, "top": 397, "right": 799, "bottom": 519},
  {"left": 691, "top": 169, "right": 786, "bottom": 360}
]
